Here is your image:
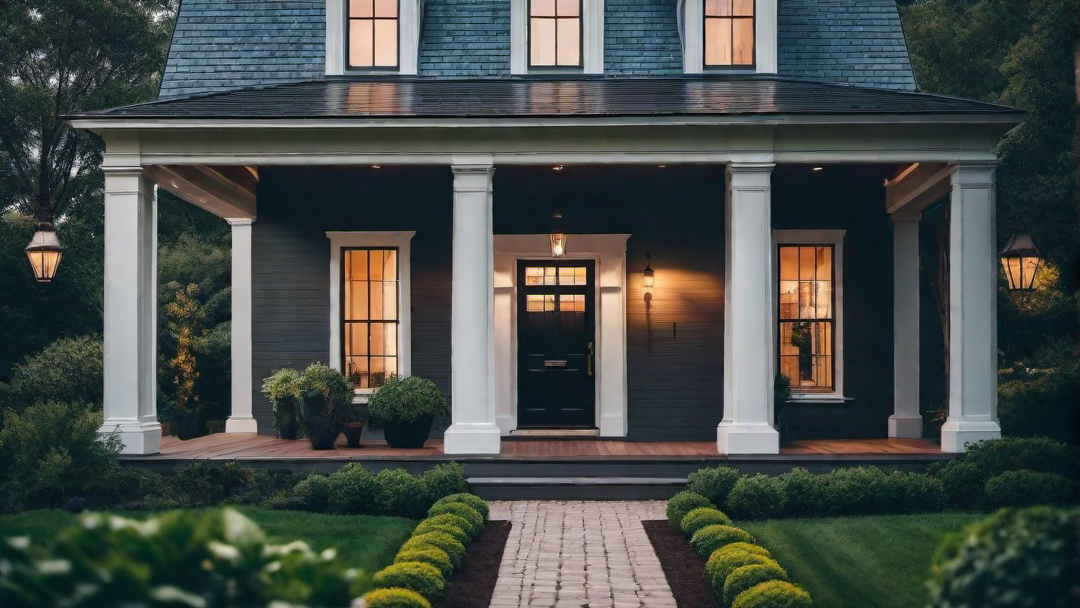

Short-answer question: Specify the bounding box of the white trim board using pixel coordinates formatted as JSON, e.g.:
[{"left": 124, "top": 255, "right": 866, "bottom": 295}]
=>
[
  {"left": 493, "top": 234, "right": 629, "bottom": 436},
  {"left": 326, "top": 231, "right": 416, "bottom": 399}
]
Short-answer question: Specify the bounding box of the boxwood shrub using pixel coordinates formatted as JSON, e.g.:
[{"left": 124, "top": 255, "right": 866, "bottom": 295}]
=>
[
  {"left": 984, "top": 470, "right": 1073, "bottom": 508},
  {"left": 373, "top": 562, "right": 445, "bottom": 603},
  {"left": 690, "top": 524, "right": 755, "bottom": 559},
  {"left": 719, "top": 541, "right": 771, "bottom": 558},
  {"left": 413, "top": 513, "right": 473, "bottom": 539},
  {"left": 395, "top": 547, "right": 453, "bottom": 579},
  {"left": 362, "top": 587, "right": 433, "bottom": 608},
  {"left": 723, "top": 562, "right": 789, "bottom": 607},
  {"left": 725, "top": 474, "right": 786, "bottom": 519},
  {"left": 680, "top": 507, "right": 733, "bottom": 537},
  {"left": 428, "top": 501, "right": 484, "bottom": 539},
  {"left": 399, "top": 531, "right": 466, "bottom": 567},
  {"left": 666, "top": 491, "right": 715, "bottom": 528},
  {"left": 431, "top": 492, "right": 489, "bottom": 521},
  {"left": 704, "top": 549, "right": 776, "bottom": 591},
  {"left": 731, "top": 580, "right": 812, "bottom": 608},
  {"left": 686, "top": 466, "right": 742, "bottom": 505}
]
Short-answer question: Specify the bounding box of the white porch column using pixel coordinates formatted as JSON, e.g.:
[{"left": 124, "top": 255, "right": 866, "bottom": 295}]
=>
[
  {"left": 889, "top": 213, "right": 923, "bottom": 437},
  {"left": 941, "top": 162, "right": 1002, "bottom": 452},
  {"left": 101, "top": 167, "right": 161, "bottom": 455},
  {"left": 719, "top": 162, "right": 780, "bottom": 454},
  {"left": 225, "top": 218, "right": 258, "bottom": 433},
  {"left": 444, "top": 163, "right": 501, "bottom": 454}
]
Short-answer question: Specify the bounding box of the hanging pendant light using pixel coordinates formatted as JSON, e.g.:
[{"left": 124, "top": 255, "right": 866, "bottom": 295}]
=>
[
  {"left": 999, "top": 232, "right": 1041, "bottom": 292},
  {"left": 550, "top": 206, "right": 567, "bottom": 257},
  {"left": 24, "top": 221, "right": 64, "bottom": 283}
]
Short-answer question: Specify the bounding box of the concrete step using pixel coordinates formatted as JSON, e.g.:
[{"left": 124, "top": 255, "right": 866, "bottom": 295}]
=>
[{"left": 467, "top": 476, "right": 687, "bottom": 500}]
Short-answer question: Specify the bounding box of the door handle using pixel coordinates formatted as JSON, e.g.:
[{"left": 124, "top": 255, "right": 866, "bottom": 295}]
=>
[{"left": 587, "top": 341, "right": 594, "bottom": 376}]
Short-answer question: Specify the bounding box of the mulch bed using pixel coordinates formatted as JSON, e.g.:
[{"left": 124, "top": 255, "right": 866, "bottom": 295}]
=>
[
  {"left": 439, "top": 520, "right": 512, "bottom": 608},
  {"left": 643, "top": 520, "right": 720, "bottom": 608}
]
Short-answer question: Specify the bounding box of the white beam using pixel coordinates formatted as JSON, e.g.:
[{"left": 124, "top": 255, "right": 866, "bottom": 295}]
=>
[
  {"left": 941, "top": 162, "right": 1002, "bottom": 452},
  {"left": 147, "top": 165, "right": 256, "bottom": 220},
  {"left": 225, "top": 218, "right": 258, "bottom": 433},
  {"left": 885, "top": 162, "right": 952, "bottom": 215},
  {"left": 444, "top": 162, "right": 501, "bottom": 455},
  {"left": 100, "top": 166, "right": 161, "bottom": 454},
  {"left": 719, "top": 162, "right": 780, "bottom": 454},
  {"left": 889, "top": 213, "right": 922, "bottom": 438}
]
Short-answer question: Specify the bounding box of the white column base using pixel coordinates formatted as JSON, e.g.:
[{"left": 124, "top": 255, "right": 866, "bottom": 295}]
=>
[
  {"left": 225, "top": 417, "right": 260, "bottom": 433},
  {"left": 443, "top": 423, "right": 502, "bottom": 455},
  {"left": 888, "top": 415, "right": 923, "bottom": 439},
  {"left": 717, "top": 422, "right": 780, "bottom": 455},
  {"left": 100, "top": 420, "right": 162, "bottom": 455},
  {"left": 940, "top": 420, "right": 1001, "bottom": 452}
]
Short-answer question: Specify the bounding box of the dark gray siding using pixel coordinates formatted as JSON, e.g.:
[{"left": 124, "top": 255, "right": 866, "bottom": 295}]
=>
[
  {"left": 418, "top": 0, "right": 511, "bottom": 76},
  {"left": 604, "top": 0, "right": 682, "bottom": 75}
]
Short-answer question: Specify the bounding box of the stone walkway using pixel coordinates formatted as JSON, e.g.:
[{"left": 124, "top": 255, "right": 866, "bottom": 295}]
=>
[{"left": 488, "top": 501, "right": 677, "bottom": 608}]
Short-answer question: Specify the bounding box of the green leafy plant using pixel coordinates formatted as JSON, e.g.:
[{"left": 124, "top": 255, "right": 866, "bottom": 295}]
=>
[
  {"left": 6, "top": 336, "right": 103, "bottom": 411},
  {"left": 884, "top": 470, "right": 947, "bottom": 513},
  {"left": 690, "top": 524, "right": 755, "bottom": 559},
  {"left": 394, "top": 547, "right": 453, "bottom": 579},
  {"left": 428, "top": 502, "right": 483, "bottom": 539},
  {"left": 723, "top": 563, "right": 789, "bottom": 607},
  {"left": 374, "top": 468, "right": 428, "bottom": 517},
  {"left": 413, "top": 514, "right": 473, "bottom": 540},
  {"left": 731, "top": 580, "right": 812, "bottom": 608},
  {"left": 725, "top": 474, "right": 787, "bottom": 519},
  {"left": 778, "top": 467, "right": 824, "bottom": 517},
  {"left": 261, "top": 368, "right": 302, "bottom": 437},
  {"left": 164, "top": 283, "right": 207, "bottom": 415},
  {"left": 680, "top": 507, "right": 733, "bottom": 537},
  {"left": 367, "top": 375, "right": 448, "bottom": 427},
  {"left": 373, "top": 562, "right": 445, "bottom": 603},
  {"left": 704, "top": 548, "right": 775, "bottom": 591},
  {"left": 666, "top": 491, "right": 715, "bottom": 528},
  {"left": 431, "top": 492, "right": 489, "bottom": 521},
  {"left": 686, "top": 466, "right": 742, "bottom": 506},
  {"left": 984, "top": 470, "right": 1073, "bottom": 508},
  {"left": 398, "top": 531, "right": 465, "bottom": 567},
  {"left": 718, "top": 542, "right": 772, "bottom": 559},
  {"left": 362, "top": 587, "right": 432, "bottom": 608},
  {"left": 297, "top": 363, "right": 352, "bottom": 422},
  {"left": 421, "top": 466, "right": 470, "bottom": 507}
]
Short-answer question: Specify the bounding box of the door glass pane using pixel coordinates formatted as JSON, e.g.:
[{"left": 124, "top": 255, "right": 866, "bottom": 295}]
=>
[
  {"left": 558, "top": 266, "right": 587, "bottom": 285},
  {"left": 525, "top": 266, "right": 544, "bottom": 285},
  {"left": 559, "top": 294, "right": 585, "bottom": 312}
]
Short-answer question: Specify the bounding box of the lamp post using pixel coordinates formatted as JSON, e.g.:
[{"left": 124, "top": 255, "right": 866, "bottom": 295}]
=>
[
  {"left": 999, "top": 232, "right": 1042, "bottom": 292},
  {"left": 24, "top": 221, "right": 64, "bottom": 283}
]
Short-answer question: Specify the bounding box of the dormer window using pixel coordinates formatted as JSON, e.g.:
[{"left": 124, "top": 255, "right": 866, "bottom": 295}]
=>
[
  {"left": 348, "top": 0, "right": 398, "bottom": 68},
  {"left": 326, "top": 0, "right": 419, "bottom": 75},
  {"left": 704, "top": 0, "right": 754, "bottom": 67},
  {"left": 529, "top": 0, "right": 582, "bottom": 68}
]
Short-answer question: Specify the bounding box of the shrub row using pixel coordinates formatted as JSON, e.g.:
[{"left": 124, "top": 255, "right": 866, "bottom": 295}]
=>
[
  {"left": 364, "top": 493, "right": 490, "bottom": 608},
  {"left": 667, "top": 492, "right": 812, "bottom": 608},
  {"left": 682, "top": 437, "right": 1078, "bottom": 520}
]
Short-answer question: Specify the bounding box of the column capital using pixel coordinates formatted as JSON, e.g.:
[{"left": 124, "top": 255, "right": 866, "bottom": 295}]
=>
[
  {"left": 950, "top": 161, "right": 999, "bottom": 186},
  {"left": 726, "top": 162, "right": 774, "bottom": 190},
  {"left": 226, "top": 217, "right": 255, "bottom": 227},
  {"left": 890, "top": 212, "right": 922, "bottom": 223}
]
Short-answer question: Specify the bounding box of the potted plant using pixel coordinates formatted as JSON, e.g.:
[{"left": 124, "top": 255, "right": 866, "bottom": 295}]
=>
[
  {"left": 297, "top": 363, "right": 351, "bottom": 450},
  {"left": 774, "top": 373, "right": 793, "bottom": 444},
  {"left": 338, "top": 402, "right": 366, "bottom": 448},
  {"left": 262, "top": 368, "right": 302, "bottom": 439},
  {"left": 367, "top": 375, "right": 448, "bottom": 449}
]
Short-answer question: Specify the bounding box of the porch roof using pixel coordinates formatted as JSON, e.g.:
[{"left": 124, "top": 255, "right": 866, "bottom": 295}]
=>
[{"left": 74, "top": 76, "right": 1022, "bottom": 123}]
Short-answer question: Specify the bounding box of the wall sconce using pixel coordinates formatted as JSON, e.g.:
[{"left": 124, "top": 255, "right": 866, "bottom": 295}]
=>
[
  {"left": 550, "top": 206, "right": 567, "bottom": 257},
  {"left": 643, "top": 253, "right": 654, "bottom": 300},
  {"left": 999, "top": 232, "right": 1042, "bottom": 292}
]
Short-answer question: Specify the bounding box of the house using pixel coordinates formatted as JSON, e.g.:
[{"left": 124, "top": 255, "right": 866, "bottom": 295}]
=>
[{"left": 71, "top": 0, "right": 1022, "bottom": 457}]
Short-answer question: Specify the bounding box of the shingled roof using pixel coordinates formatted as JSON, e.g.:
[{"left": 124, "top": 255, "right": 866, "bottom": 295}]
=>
[{"left": 159, "top": 0, "right": 919, "bottom": 99}]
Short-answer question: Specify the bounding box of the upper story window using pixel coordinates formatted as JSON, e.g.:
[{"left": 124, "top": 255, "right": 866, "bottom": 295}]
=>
[
  {"left": 348, "top": 0, "right": 399, "bottom": 68},
  {"left": 529, "top": 0, "right": 582, "bottom": 68},
  {"left": 704, "top": 0, "right": 754, "bottom": 67}
]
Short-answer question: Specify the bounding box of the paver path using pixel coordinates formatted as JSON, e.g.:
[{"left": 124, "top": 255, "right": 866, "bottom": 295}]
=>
[{"left": 488, "top": 501, "right": 677, "bottom": 608}]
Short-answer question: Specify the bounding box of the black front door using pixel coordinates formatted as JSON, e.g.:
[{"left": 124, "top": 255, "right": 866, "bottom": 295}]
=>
[{"left": 517, "top": 260, "right": 596, "bottom": 428}]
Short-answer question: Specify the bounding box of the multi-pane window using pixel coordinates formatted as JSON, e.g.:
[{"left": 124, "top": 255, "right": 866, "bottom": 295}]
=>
[
  {"left": 348, "top": 0, "right": 398, "bottom": 68},
  {"left": 778, "top": 245, "right": 834, "bottom": 391},
  {"left": 343, "top": 248, "right": 399, "bottom": 389},
  {"left": 529, "top": 0, "right": 582, "bottom": 67},
  {"left": 704, "top": 0, "right": 755, "bottom": 67}
]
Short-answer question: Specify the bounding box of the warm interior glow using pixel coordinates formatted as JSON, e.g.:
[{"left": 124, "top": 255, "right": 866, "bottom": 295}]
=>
[
  {"left": 530, "top": 0, "right": 581, "bottom": 67},
  {"left": 348, "top": 0, "right": 398, "bottom": 68},
  {"left": 550, "top": 232, "right": 567, "bottom": 257},
  {"left": 778, "top": 245, "right": 834, "bottom": 391},
  {"left": 705, "top": 0, "right": 755, "bottom": 67},
  {"left": 998, "top": 233, "right": 1042, "bottom": 292},
  {"left": 24, "top": 224, "right": 64, "bottom": 283},
  {"left": 343, "top": 248, "right": 399, "bottom": 388}
]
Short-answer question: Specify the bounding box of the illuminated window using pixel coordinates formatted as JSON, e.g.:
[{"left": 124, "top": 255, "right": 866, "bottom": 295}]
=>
[
  {"left": 348, "top": 0, "right": 398, "bottom": 68},
  {"left": 343, "top": 248, "right": 399, "bottom": 388},
  {"left": 704, "top": 0, "right": 754, "bottom": 67},
  {"left": 529, "top": 0, "right": 582, "bottom": 67},
  {"left": 778, "top": 245, "right": 834, "bottom": 392}
]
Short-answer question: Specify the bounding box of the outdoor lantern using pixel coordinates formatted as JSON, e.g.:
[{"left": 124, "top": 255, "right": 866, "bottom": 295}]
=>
[
  {"left": 24, "top": 221, "right": 64, "bottom": 283},
  {"left": 550, "top": 207, "right": 567, "bottom": 257},
  {"left": 999, "top": 232, "right": 1042, "bottom": 292},
  {"left": 643, "top": 253, "right": 655, "bottom": 291}
]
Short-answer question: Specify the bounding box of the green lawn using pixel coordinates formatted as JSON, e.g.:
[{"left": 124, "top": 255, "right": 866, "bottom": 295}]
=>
[
  {"left": 741, "top": 513, "right": 985, "bottom": 608},
  {"left": 0, "top": 507, "right": 417, "bottom": 574}
]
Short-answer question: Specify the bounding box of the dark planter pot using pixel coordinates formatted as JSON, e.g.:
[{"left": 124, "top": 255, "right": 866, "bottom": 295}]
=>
[
  {"left": 384, "top": 417, "right": 432, "bottom": 449},
  {"left": 278, "top": 416, "right": 299, "bottom": 440},
  {"left": 342, "top": 423, "right": 364, "bottom": 448},
  {"left": 174, "top": 411, "right": 201, "bottom": 440},
  {"left": 307, "top": 415, "right": 338, "bottom": 450}
]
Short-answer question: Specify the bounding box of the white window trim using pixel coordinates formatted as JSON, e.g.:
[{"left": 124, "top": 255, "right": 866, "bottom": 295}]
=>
[
  {"left": 326, "top": 0, "right": 421, "bottom": 75},
  {"left": 327, "top": 231, "right": 415, "bottom": 401},
  {"left": 681, "top": 0, "right": 777, "bottom": 74},
  {"left": 511, "top": 0, "right": 604, "bottom": 75},
  {"left": 772, "top": 229, "right": 846, "bottom": 402}
]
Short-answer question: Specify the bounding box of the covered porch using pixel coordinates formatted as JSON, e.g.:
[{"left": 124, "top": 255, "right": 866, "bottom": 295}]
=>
[{"left": 70, "top": 78, "right": 1022, "bottom": 457}]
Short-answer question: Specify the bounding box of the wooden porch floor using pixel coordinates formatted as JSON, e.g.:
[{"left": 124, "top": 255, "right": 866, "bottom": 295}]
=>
[{"left": 138, "top": 434, "right": 944, "bottom": 461}]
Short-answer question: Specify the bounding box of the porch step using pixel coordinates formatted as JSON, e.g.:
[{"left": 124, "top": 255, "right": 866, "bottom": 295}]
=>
[
  {"left": 467, "top": 476, "right": 687, "bottom": 500},
  {"left": 507, "top": 429, "right": 601, "bottom": 439}
]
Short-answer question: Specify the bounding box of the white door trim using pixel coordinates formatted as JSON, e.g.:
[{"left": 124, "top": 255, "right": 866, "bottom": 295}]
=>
[{"left": 493, "top": 234, "right": 629, "bottom": 436}]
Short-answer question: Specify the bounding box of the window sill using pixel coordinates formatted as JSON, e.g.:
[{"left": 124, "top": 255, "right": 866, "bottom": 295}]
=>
[
  {"left": 351, "top": 389, "right": 373, "bottom": 405},
  {"left": 786, "top": 395, "right": 851, "bottom": 404}
]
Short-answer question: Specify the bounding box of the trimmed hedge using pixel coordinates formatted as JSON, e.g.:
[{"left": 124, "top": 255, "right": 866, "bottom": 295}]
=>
[
  {"left": 395, "top": 547, "right": 453, "bottom": 579},
  {"left": 723, "top": 562, "right": 789, "bottom": 606},
  {"left": 984, "top": 470, "right": 1073, "bottom": 508},
  {"left": 667, "top": 491, "right": 715, "bottom": 528},
  {"left": 427, "top": 502, "right": 483, "bottom": 539},
  {"left": 362, "top": 588, "right": 433, "bottom": 608},
  {"left": 690, "top": 524, "right": 755, "bottom": 559},
  {"left": 400, "top": 531, "right": 466, "bottom": 567},
  {"left": 413, "top": 514, "right": 474, "bottom": 540},
  {"left": 680, "top": 507, "right": 733, "bottom": 537},
  {"left": 373, "top": 562, "right": 445, "bottom": 603},
  {"left": 725, "top": 474, "right": 786, "bottom": 520},
  {"left": 686, "top": 466, "right": 742, "bottom": 505},
  {"left": 719, "top": 541, "right": 771, "bottom": 558},
  {"left": 432, "top": 493, "right": 490, "bottom": 521},
  {"left": 731, "top": 580, "right": 812, "bottom": 608},
  {"left": 705, "top": 549, "right": 776, "bottom": 590}
]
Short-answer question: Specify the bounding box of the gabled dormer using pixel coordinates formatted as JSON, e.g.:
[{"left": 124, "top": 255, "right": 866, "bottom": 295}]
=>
[
  {"left": 680, "top": 0, "right": 776, "bottom": 74},
  {"left": 325, "top": 0, "right": 424, "bottom": 74}
]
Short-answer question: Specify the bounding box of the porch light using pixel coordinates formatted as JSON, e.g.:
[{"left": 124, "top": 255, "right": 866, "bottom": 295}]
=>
[
  {"left": 550, "top": 206, "right": 567, "bottom": 257},
  {"left": 999, "top": 232, "right": 1042, "bottom": 292},
  {"left": 642, "top": 253, "right": 655, "bottom": 291},
  {"left": 24, "top": 221, "right": 64, "bottom": 283}
]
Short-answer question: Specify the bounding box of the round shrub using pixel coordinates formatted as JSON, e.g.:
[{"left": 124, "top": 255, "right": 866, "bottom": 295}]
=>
[
  {"left": 686, "top": 466, "right": 742, "bottom": 505},
  {"left": 289, "top": 473, "right": 333, "bottom": 512},
  {"left": 368, "top": 375, "right": 448, "bottom": 426},
  {"left": 666, "top": 491, "right": 715, "bottom": 528},
  {"left": 935, "top": 458, "right": 985, "bottom": 509},
  {"left": 419, "top": 523, "right": 469, "bottom": 545},
  {"left": 723, "top": 562, "right": 789, "bottom": 606},
  {"left": 705, "top": 549, "right": 776, "bottom": 590},
  {"left": 395, "top": 547, "right": 453, "bottom": 579},
  {"left": 963, "top": 437, "right": 1079, "bottom": 480},
  {"left": 373, "top": 562, "right": 445, "bottom": 602},
  {"left": 690, "top": 524, "right": 755, "bottom": 559},
  {"left": 327, "top": 464, "right": 376, "bottom": 514},
  {"left": 984, "top": 470, "right": 1073, "bottom": 508},
  {"left": 885, "top": 471, "right": 947, "bottom": 514},
  {"left": 818, "top": 466, "right": 890, "bottom": 516},
  {"left": 374, "top": 468, "right": 428, "bottom": 518},
  {"left": 725, "top": 474, "right": 787, "bottom": 520},
  {"left": 719, "top": 542, "right": 772, "bottom": 558},
  {"left": 10, "top": 336, "right": 103, "bottom": 409},
  {"left": 779, "top": 467, "right": 824, "bottom": 517},
  {"left": 431, "top": 492, "right": 489, "bottom": 521},
  {"left": 680, "top": 507, "right": 733, "bottom": 537},
  {"left": 731, "top": 580, "right": 812, "bottom": 608},
  {"left": 421, "top": 468, "right": 470, "bottom": 508},
  {"left": 399, "top": 531, "right": 466, "bottom": 566},
  {"left": 427, "top": 501, "right": 483, "bottom": 539},
  {"left": 927, "top": 507, "right": 1080, "bottom": 608},
  {"left": 362, "top": 588, "right": 433, "bottom": 608},
  {"left": 414, "top": 513, "right": 473, "bottom": 540}
]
